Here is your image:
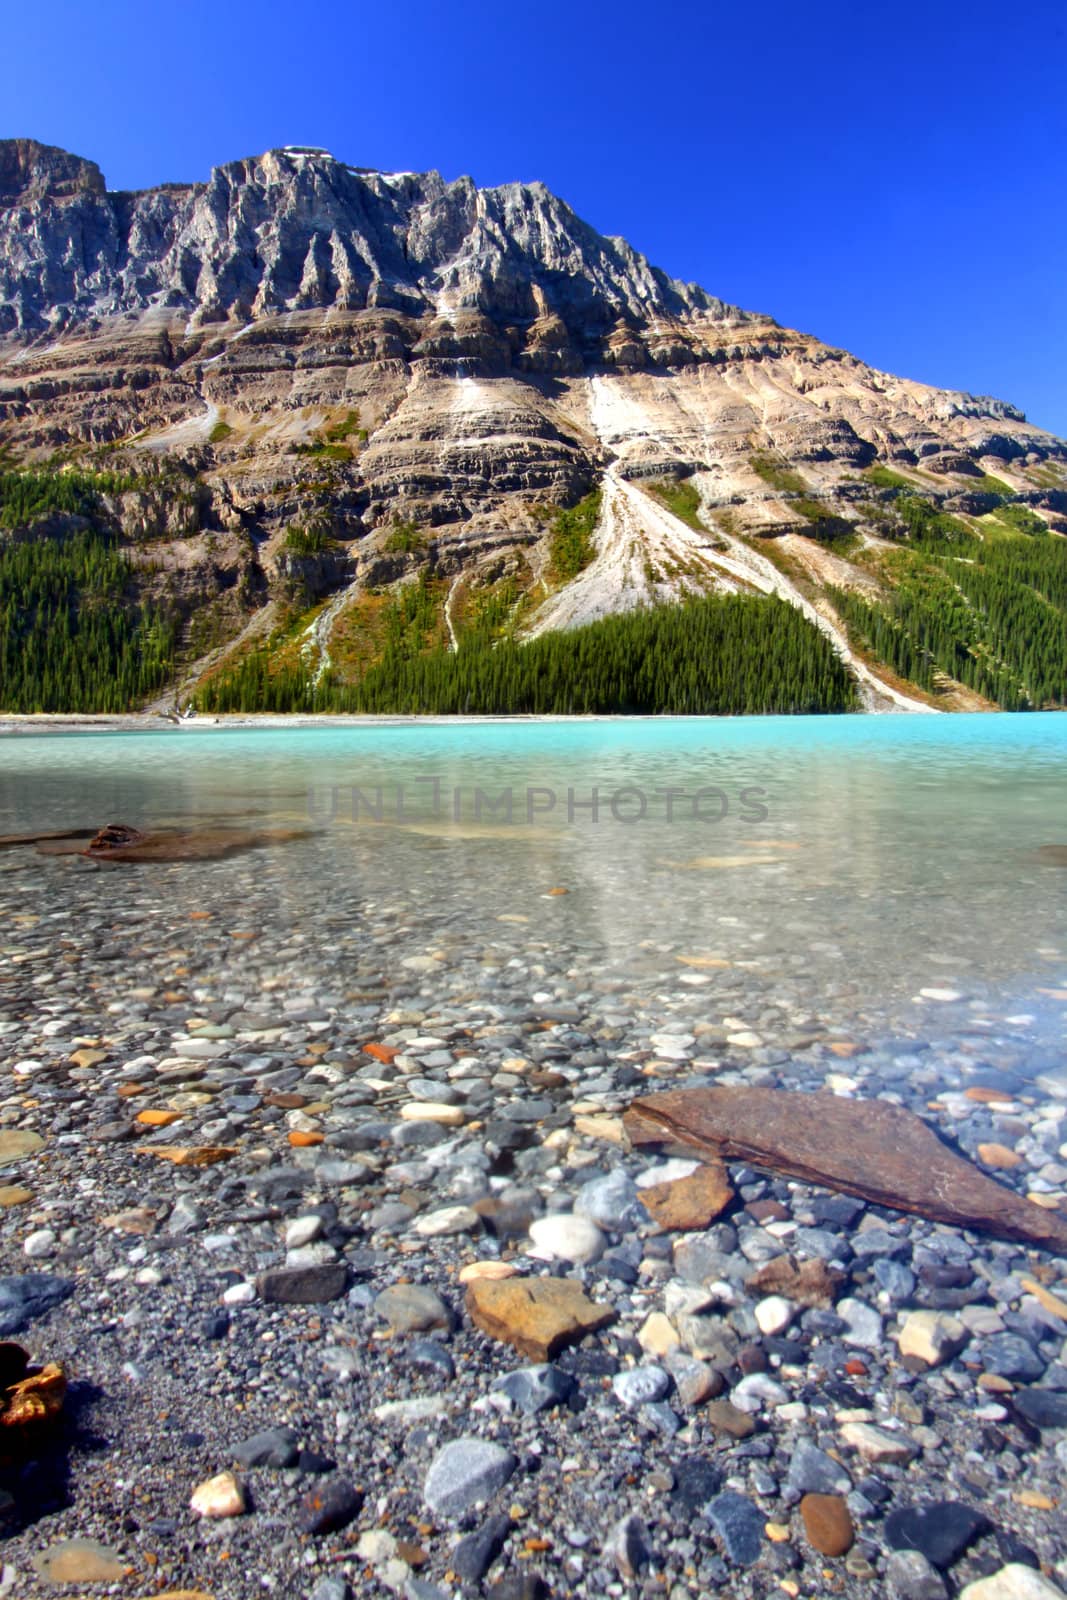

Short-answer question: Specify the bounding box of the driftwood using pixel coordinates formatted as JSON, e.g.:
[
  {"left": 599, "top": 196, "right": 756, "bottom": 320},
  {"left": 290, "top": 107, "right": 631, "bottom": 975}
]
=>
[{"left": 624, "top": 1086, "right": 1067, "bottom": 1252}]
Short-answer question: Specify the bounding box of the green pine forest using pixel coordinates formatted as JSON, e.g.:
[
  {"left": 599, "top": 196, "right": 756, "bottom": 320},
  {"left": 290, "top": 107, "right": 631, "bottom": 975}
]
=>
[
  {"left": 0, "top": 525, "right": 175, "bottom": 712},
  {"left": 830, "top": 497, "right": 1067, "bottom": 710},
  {"left": 196, "top": 591, "right": 858, "bottom": 715},
  {"left": 0, "top": 471, "right": 175, "bottom": 713},
  {"left": 2, "top": 463, "right": 1067, "bottom": 716}
]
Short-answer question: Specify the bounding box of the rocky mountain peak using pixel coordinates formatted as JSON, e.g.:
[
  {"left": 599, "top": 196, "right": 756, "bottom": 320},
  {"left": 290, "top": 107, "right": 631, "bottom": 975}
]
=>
[
  {"left": 0, "top": 139, "right": 744, "bottom": 335},
  {"left": 1, "top": 137, "right": 1065, "bottom": 722},
  {"left": 0, "top": 137, "right": 105, "bottom": 207}
]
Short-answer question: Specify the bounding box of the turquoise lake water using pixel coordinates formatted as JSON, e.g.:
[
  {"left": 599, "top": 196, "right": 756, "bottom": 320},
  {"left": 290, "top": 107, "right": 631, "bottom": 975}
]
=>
[{"left": 1, "top": 714, "right": 1065, "bottom": 1056}]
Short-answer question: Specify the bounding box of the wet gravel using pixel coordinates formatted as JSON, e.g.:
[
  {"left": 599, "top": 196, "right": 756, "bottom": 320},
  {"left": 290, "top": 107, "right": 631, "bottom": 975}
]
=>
[{"left": 0, "top": 840, "right": 1066, "bottom": 1599}]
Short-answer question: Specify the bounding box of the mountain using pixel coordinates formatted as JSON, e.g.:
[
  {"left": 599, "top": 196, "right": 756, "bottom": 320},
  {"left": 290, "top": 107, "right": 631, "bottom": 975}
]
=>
[{"left": 1, "top": 137, "right": 1065, "bottom": 714}]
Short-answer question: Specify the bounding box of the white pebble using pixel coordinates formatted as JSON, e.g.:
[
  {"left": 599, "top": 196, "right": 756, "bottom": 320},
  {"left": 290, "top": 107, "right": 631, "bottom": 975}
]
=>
[
  {"left": 285, "top": 1215, "right": 324, "bottom": 1249},
  {"left": 528, "top": 1213, "right": 605, "bottom": 1264},
  {"left": 754, "top": 1295, "right": 795, "bottom": 1335},
  {"left": 222, "top": 1281, "right": 256, "bottom": 1306},
  {"left": 414, "top": 1205, "right": 481, "bottom": 1237}
]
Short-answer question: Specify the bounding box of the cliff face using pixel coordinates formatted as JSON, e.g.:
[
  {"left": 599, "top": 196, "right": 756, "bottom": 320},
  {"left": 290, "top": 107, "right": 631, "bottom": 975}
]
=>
[
  {"left": 0, "top": 143, "right": 734, "bottom": 335},
  {"left": 1, "top": 139, "right": 1065, "bottom": 711}
]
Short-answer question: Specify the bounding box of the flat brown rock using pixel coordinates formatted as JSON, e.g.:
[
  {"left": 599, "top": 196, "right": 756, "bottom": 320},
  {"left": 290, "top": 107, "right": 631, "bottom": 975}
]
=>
[
  {"left": 0, "top": 827, "right": 95, "bottom": 849},
  {"left": 35, "top": 825, "right": 309, "bottom": 863},
  {"left": 465, "top": 1276, "right": 615, "bottom": 1361},
  {"left": 800, "top": 1493, "right": 854, "bottom": 1556},
  {"left": 624, "top": 1087, "right": 1067, "bottom": 1252},
  {"left": 748, "top": 1256, "right": 845, "bottom": 1308},
  {"left": 135, "top": 1145, "right": 237, "bottom": 1166},
  {"left": 704, "top": 1399, "right": 756, "bottom": 1438},
  {"left": 640, "top": 1161, "right": 734, "bottom": 1230}
]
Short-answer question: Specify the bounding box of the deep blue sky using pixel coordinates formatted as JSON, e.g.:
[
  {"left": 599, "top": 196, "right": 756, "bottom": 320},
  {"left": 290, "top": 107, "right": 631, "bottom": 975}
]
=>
[{"left": 4, "top": 0, "right": 1065, "bottom": 436}]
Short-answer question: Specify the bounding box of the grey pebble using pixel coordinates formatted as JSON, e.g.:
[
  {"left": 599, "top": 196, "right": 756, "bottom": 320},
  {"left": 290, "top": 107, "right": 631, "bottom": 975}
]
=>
[
  {"left": 423, "top": 1438, "right": 517, "bottom": 1519},
  {"left": 612, "top": 1366, "right": 670, "bottom": 1408},
  {"left": 706, "top": 1490, "right": 765, "bottom": 1566}
]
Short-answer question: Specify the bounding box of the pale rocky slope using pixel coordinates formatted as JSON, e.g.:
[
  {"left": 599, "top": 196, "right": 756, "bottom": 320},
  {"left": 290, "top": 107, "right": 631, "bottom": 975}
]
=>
[{"left": 1, "top": 138, "right": 1065, "bottom": 707}]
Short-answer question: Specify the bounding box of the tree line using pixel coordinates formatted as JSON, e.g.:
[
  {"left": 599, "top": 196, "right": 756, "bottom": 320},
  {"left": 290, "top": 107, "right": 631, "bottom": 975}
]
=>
[{"left": 197, "top": 593, "right": 858, "bottom": 715}]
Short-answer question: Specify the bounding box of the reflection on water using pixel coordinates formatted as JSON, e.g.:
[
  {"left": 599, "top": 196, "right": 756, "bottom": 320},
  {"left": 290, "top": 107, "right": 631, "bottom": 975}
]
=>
[{"left": 1, "top": 715, "right": 1065, "bottom": 1057}]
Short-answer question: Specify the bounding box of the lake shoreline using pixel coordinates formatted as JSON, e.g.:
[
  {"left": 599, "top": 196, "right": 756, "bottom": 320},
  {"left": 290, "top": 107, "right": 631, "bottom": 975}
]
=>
[{"left": 0, "top": 706, "right": 992, "bottom": 735}]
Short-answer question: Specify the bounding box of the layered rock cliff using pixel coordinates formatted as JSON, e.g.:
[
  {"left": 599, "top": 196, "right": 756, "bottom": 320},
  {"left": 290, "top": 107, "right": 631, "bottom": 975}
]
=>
[{"left": 1, "top": 138, "right": 1065, "bottom": 711}]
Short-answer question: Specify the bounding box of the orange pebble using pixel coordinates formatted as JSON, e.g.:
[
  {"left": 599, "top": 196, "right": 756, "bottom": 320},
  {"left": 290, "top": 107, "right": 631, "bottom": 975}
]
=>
[
  {"left": 287, "top": 1130, "right": 324, "bottom": 1147},
  {"left": 136, "top": 1109, "right": 182, "bottom": 1127}
]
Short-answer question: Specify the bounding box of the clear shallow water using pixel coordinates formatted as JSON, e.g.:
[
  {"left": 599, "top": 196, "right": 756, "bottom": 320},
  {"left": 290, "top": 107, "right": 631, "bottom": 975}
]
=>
[{"left": 1, "top": 714, "right": 1065, "bottom": 1061}]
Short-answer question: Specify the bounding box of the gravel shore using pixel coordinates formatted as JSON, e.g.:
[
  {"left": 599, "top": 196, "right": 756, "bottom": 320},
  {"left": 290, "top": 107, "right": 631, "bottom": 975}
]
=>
[{"left": 1, "top": 840, "right": 1066, "bottom": 1600}]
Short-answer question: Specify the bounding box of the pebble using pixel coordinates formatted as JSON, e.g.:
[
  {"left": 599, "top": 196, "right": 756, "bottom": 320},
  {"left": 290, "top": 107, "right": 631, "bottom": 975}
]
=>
[
  {"left": 887, "top": 1549, "right": 949, "bottom": 1599},
  {"left": 898, "top": 1310, "right": 967, "bottom": 1366},
  {"left": 960, "top": 1568, "right": 1067, "bottom": 1599},
  {"left": 232, "top": 1427, "right": 300, "bottom": 1468},
  {"left": 414, "top": 1204, "right": 482, "bottom": 1236},
  {"left": 732, "top": 1372, "right": 788, "bottom": 1411},
  {"left": 451, "top": 1514, "right": 512, "bottom": 1583},
  {"left": 375, "top": 1283, "right": 452, "bottom": 1334},
  {"left": 638, "top": 1311, "right": 681, "bottom": 1357},
  {"left": 256, "top": 1263, "right": 348, "bottom": 1303},
  {"left": 754, "top": 1294, "right": 794, "bottom": 1335},
  {"left": 606, "top": 1512, "right": 653, "bottom": 1578},
  {"left": 981, "top": 1335, "right": 1048, "bottom": 1381},
  {"left": 373, "top": 1395, "right": 449, "bottom": 1424},
  {"left": 298, "top": 1475, "right": 363, "bottom": 1535},
  {"left": 787, "top": 1442, "right": 852, "bottom": 1495},
  {"left": 840, "top": 1420, "right": 918, "bottom": 1463},
  {"left": 284, "top": 1215, "right": 324, "bottom": 1248},
  {"left": 458, "top": 1260, "right": 519, "bottom": 1283},
  {"left": 573, "top": 1169, "right": 642, "bottom": 1228},
  {"left": 309, "top": 1578, "right": 354, "bottom": 1600},
  {"left": 800, "top": 1492, "right": 854, "bottom": 1556},
  {"left": 222, "top": 1281, "right": 256, "bottom": 1306},
  {"left": 527, "top": 1213, "right": 605, "bottom": 1264},
  {"left": 465, "top": 1275, "right": 614, "bottom": 1360},
  {"left": 423, "top": 1438, "right": 517, "bottom": 1518},
  {"left": 704, "top": 1399, "right": 756, "bottom": 1438},
  {"left": 665, "top": 1348, "right": 723, "bottom": 1405},
  {"left": 189, "top": 1470, "right": 246, "bottom": 1517},
  {"left": 0, "top": 1272, "right": 74, "bottom": 1336},
  {"left": 837, "top": 1297, "right": 884, "bottom": 1350},
  {"left": 0, "top": 1130, "right": 44, "bottom": 1165},
  {"left": 492, "top": 1364, "right": 576, "bottom": 1415},
  {"left": 884, "top": 1502, "right": 989, "bottom": 1569},
  {"left": 400, "top": 1102, "right": 466, "bottom": 1125},
  {"left": 643, "top": 1161, "right": 737, "bottom": 1229},
  {"left": 1012, "top": 1388, "right": 1067, "bottom": 1431},
  {"left": 30, "top": 1539, "right": 127, "bottom": 1583},
  {"left": 612, "top": 1366, "right": 670, "bottom": 1408},
  {"left": 707, "top": 1490, "right": 765, "bottom": 1565}
]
